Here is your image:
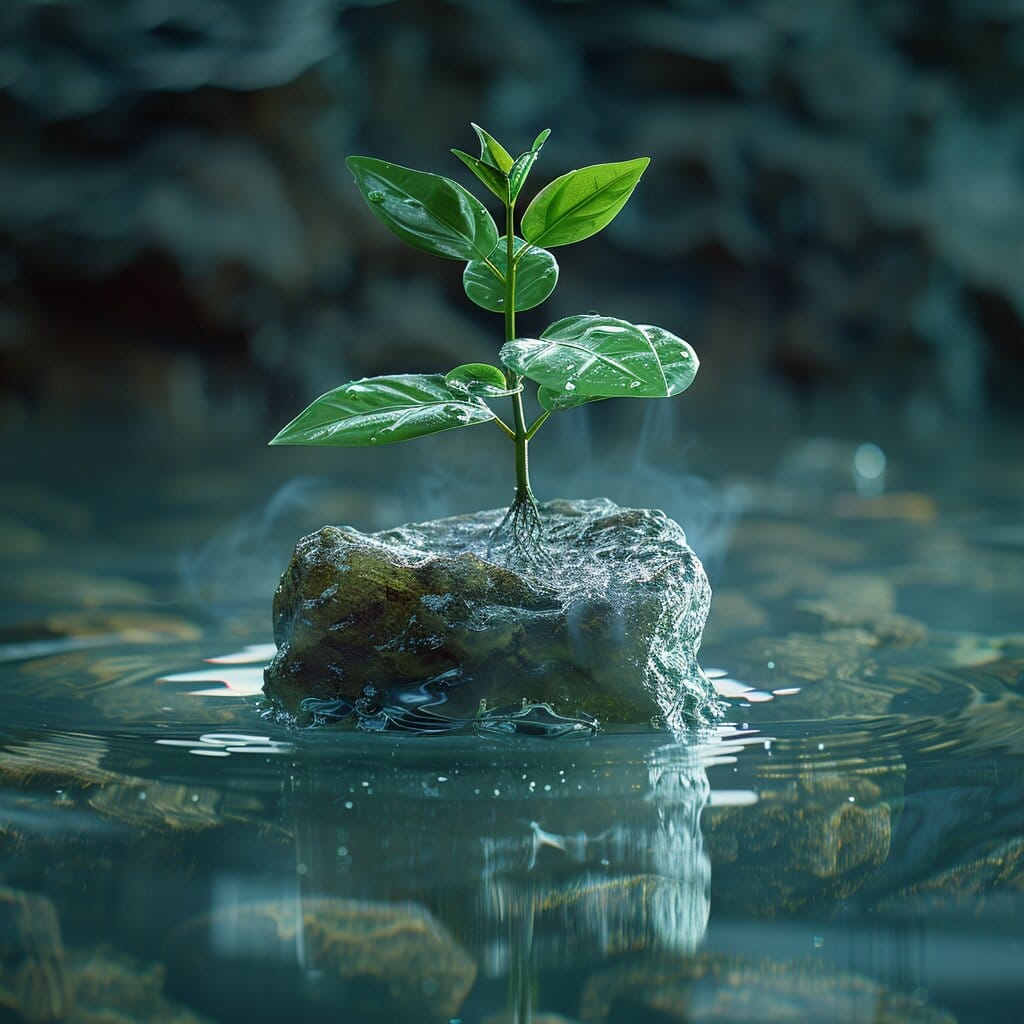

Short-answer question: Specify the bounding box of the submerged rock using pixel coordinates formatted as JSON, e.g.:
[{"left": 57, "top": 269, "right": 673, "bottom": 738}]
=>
[
  {"left": 705, "top": 772, "right": 895, "bottom": 916},
  {"left": 66, "top": 947, "right": 216, "bottom": 1024},
  {"left": 166, "top": 898, "right": 476, "bottom": 1023},
  {"left": 0, "top": 886, "right": 71, "bottom": 1022},
  {"left": 579, "top": 954, "right": 956, "bottom": 1023},
  {"left": 264, "top": 499, "right": 718, "bottom": 728}
]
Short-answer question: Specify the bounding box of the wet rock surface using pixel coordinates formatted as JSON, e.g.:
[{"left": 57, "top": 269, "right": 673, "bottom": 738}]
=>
[{"left": 264, "top": 499, "right": 718, "bottom": 728}]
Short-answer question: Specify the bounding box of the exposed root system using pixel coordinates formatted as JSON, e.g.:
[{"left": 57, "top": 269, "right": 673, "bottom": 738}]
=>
[{"left": 488, "top": 491, "right": 551, "bottom": 566}]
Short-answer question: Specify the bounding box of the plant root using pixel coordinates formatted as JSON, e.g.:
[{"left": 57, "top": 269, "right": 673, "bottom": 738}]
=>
[{"left": 488, "top": 491, "right": 551, "bottom": 565}]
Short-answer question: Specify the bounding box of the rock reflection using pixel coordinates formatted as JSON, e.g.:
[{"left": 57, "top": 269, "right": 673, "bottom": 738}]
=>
[{"left": 476, "top": 742, "right": 711, "bottom": 975}]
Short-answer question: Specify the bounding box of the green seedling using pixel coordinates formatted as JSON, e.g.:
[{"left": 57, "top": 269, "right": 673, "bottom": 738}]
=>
[{"left": 270, "top": 125, "right": 699, "bottom": 546}]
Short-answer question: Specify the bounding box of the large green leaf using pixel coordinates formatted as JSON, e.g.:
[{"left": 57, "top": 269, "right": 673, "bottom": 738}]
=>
[
  {"left": 347, "top": 156, "right": 499, "bottom": 261},
  {"left": 269, "top": 374, "right": 495, "bottom": 447},
  {"left": 520, "top": 158, "right": 650, "bottom": 248},
  {"left": 463, "top": 236, "right": 558, "bottom": 313},
  {"left": 500, "top": 315, "right": 698, "bottom": 406},
  {"left": 471, "top": 123, "right": 514, "bottom": 173},
  {"left": 451, "top": 148, "right": 508, "bottom": 202}
]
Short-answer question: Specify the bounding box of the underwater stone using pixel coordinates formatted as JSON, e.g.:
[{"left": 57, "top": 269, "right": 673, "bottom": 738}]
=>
[
  {"left": 705, "top": 772, "right": 896, "bottom": 916},
  {"left": 0, "top": 886, "right": 71, "bottom": 1022},
  {"left": 264, "top": 498, "right": 718, "bottom": 728},
  {"left": 67, "top": 947, "right": 216, "bottom": 1024},
  {"left": 167, "top": 899, "right": 476, "bottom": 1023},
  {"left": 579, "top": 953, "right": 956, "bottom": 1023}
]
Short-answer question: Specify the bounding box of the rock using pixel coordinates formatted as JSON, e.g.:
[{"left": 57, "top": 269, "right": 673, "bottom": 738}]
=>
[
  {"left": 66, "top": 947, "right": 215, "bottom": 1024},
  {"left": 0, "top": 886, "right": 71, "bottom": 1022},
  {"left": 264, "top": 499, "right": 718, "bottom": 728},
  {"left": 579, "top": 954, "right": 956, "bottom": 1023},
  {"left": 485, "top": 1015, "right": 580, "bottom": 1024},
  {"left": 705, "top": 773, "right": 895, "bottom": 916},
  {"left": 878, "top": 835, "right": 1024, "bottom": 918},
  {"left": 166, "top": 898, "right": 476, "bottom": 1023},
  {"left": 735, "top": 629, "right": 892, "bottom": 719}
]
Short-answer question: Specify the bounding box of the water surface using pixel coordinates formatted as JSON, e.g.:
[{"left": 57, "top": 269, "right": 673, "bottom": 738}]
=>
[{"left": 1, "top": 424, "right": 1022, "bottom": 1023}]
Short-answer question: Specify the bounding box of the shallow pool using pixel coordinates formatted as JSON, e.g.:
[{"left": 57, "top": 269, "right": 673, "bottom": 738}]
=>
[{"left": 1, "top": 422, "right": 1022, "bottom": 1023}]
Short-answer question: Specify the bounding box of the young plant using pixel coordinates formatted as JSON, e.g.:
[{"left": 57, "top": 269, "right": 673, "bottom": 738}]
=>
[{"left": 270, "top": 125, "right": 699, "bottom": 546}]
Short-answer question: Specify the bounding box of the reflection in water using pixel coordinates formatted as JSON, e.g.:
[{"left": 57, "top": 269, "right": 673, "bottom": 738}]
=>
[
  {"left": 145, "top": 734, "right": 722, "bottom": 1022},
  {"left": 478, "top": 741, "right": 712, "bottom": 986}
]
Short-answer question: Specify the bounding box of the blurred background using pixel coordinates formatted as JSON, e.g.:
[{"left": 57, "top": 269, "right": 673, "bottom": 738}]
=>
[{"left": 1, "top": 0, "right": 1022, "bottom": 461}]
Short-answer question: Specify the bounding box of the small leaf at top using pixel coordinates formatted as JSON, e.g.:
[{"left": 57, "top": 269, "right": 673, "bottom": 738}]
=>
[
  {"left": 269, "top": 374, "right": 495, "bottom": 447},
  {"left": 471, "top": 123, "right": 514, "bottom": 173},
  {"left": 499, "top": 314, "right": 698, "bottom": 403},
  {"left": 451, "top": 148, "right": 508, "bottom": 202},
  {"left": 508, "top": 151, "right": 538, "bottom": 203},
  {"left": 531, "top": 128, "right": 551, "bottom": 153},
  {"left": 347, "top": 156, "right": 499, "bottom": 261},
  {"left": 463, "top": 237, "right": 558, "bottom": 313},
  {"left": 445, "top": 363, "right": 518, "bottom": 398},
  {"left": 521, "top": 157, "right": 650, "bottom": 248}
]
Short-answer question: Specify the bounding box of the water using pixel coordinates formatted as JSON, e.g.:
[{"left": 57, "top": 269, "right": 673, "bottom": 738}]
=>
[{"left": 1, "top": 422, "right": 1022, "bottom": 1023}]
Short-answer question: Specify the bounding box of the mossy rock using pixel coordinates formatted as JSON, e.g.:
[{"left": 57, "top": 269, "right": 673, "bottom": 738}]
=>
[{"left": 264, "top": 499, "right": 718, "bottom": 728}]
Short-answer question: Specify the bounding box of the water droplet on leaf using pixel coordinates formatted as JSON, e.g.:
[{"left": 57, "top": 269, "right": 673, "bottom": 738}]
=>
[
  {"left": 367, "top": 190, "right": 386, "bottom": 204},
  {"left": 564, "top": 381, "right": 576, "bottom": 392}
]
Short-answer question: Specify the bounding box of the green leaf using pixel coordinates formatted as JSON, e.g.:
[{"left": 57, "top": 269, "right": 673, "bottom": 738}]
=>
[
  {"left": 471, "top": 123, "right": 514, "bottom": 173},
  {"left": 537, "top": 384, "right": 606, "bottom": 413},
  {"left": 508, "top": 151, "right": 537, "bottom": 203},
  {"left": 445, "top": 363, "right": 518, "bottom": 398},
  {"left": 269, "top": 374, "right": 495, "bottom": 447},
  {"left": 346, "top": 156, "right": 499, "bottom": 261},
  {"left": 463, "top": 236, "right": 558, "bottom": 313},
  {"left": 451, "top": 148, "right": 508, "bottom": 202},
  {"left": 500, "top": 314, "right": 698, "bottom": 405},
  {"left": 521, "top": 158, "right": 650, "bottom": 248},
  {"left": 508, "top": 129, "right": 550, "bottom": 203}
]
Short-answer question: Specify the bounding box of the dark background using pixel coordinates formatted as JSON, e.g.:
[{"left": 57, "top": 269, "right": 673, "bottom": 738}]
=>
[{"left": 2, "top": 0, "right": 1022, "bottom": 452}]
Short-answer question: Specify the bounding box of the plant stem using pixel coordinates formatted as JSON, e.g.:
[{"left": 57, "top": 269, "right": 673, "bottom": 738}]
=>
[
  {"left": 525, "top": 409, "right": 550, "bottom": 440},
  {"left": 505, "top": 200, "right": 536, "bottom": 507},
  {"left": 492, "top": 414, "right": 516, "bottom": 440}
]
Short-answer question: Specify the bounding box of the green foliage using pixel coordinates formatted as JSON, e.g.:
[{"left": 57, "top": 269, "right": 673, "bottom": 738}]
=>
[
  {"left": 502, "top": 315, "right": 698, "bottom": 409},
  {"left": 274, "top": 128, "right": 699, "bottom": 517},
  {"left": 450, "top": 148, "right": 508, "bottom": 202},
  {"left": 471, "top": 123, "right": 514, "bottom": 173},
  {"left": 463, "top": 237, "right": 558, "bottom": 313},
  {"left": 269, "top": 375, "right": 494, "bottom": 447},
  {"left": 521, "top": 158, "right": 649, "bottom": 248},
  {"left": 445, "top": 363, "right": 518, "bottom": 398},
  {"left": 346, "top": 156, "right": 498, "bottom": 261}
]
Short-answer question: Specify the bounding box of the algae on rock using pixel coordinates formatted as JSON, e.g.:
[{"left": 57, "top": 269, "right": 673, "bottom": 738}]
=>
[{"left": 264, "top": 498, "right": 719, "bottom": 729}]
